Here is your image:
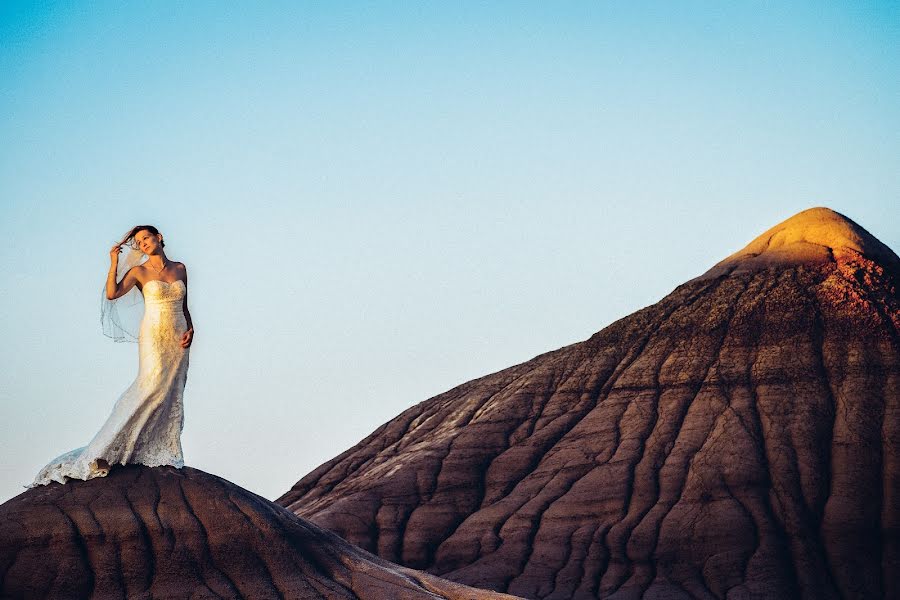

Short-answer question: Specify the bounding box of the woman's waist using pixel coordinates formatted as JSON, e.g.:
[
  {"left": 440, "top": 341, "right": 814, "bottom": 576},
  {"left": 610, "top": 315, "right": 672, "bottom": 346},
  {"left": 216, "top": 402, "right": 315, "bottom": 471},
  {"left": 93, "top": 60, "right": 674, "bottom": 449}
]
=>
[
  {"left": 143, "top": 306, "right": 185, "bottom": 317},
  {"left": 144, "top": 301, "right": 185, "bottom": 310}
]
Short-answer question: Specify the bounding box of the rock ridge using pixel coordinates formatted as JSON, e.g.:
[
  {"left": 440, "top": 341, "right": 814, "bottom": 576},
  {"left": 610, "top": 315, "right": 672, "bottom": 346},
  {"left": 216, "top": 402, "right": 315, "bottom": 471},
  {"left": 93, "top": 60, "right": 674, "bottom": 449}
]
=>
[
  {"left": 0, "top": 465, "right": 521, "bottom": 599},
  {"left": 277, "top": 208, "right": 900, "bottom": 599}
]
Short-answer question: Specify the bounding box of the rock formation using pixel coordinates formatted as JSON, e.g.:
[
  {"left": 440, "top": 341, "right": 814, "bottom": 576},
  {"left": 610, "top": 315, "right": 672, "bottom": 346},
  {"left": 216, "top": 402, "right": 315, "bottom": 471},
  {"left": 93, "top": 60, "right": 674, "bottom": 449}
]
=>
[
  {"left": 0, "top": 465, "right": 519, "bottom": 599},
  {"left": 278, "top": 207, "right": 900, "bottom": 599}
]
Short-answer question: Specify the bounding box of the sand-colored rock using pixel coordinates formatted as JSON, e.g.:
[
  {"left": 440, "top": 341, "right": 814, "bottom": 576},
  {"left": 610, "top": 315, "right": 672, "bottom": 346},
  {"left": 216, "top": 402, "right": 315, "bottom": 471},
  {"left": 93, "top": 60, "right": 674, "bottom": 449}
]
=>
[
  {"left": 278, "top": 208, "right": 900, "bottom": 599},
  {"left": 0, "top": 465, "right": 520, "bottom": 599},
  {"left": 697, "top": 206, "right": 900, "bottom": 279}
]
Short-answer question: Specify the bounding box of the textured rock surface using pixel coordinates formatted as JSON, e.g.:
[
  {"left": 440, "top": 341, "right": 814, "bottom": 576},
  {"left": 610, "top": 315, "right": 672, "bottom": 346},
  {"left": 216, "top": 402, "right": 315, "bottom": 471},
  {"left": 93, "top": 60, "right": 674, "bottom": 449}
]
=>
[
  {"left": 0, "top": 465, "right": 519, "bottom": 599},
  {"left": 278, "top": 208, "right": 900, "bottom": 599}
]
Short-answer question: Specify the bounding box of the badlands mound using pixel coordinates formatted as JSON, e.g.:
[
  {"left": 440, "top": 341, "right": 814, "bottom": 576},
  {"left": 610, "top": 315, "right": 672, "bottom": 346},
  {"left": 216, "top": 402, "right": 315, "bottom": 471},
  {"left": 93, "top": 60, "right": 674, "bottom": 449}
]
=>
[
  {"left": 278, "top": 208, "right": 900, "bottom": 599},
  {"left": 0, "top": 465, "right": 518, "bottom": 599}
]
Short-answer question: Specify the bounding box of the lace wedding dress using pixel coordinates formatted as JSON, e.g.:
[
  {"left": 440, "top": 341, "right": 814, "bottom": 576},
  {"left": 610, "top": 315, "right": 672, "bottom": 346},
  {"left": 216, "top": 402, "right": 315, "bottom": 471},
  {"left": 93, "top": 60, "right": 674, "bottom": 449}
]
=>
[{"left": 31, "top": 279, "right": 190, "bottom": 486}]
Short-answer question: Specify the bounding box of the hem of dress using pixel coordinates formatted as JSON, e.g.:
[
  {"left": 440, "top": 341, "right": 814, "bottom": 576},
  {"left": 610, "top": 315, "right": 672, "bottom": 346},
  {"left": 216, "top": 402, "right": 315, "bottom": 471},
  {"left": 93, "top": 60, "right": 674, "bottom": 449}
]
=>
[{"left": 28, "top": 459, "right": 185, "bottom": 488}]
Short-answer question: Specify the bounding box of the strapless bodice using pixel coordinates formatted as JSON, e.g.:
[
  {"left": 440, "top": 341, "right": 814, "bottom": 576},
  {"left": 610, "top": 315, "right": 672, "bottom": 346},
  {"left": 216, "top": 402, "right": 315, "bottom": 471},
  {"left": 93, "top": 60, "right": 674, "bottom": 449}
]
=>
[{"left": 143, "top": 279, "right": 186, "bottom": 308}]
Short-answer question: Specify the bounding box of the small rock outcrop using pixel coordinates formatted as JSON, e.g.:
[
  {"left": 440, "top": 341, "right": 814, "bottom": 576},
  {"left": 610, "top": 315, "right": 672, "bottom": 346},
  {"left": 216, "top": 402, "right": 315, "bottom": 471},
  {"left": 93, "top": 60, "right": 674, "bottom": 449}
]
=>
[
  {"left": 0, "top": 465, "right": 519, "bottom": 599},
  {"left": 278, "top": 208, "right": 900, "bottom": 599}
]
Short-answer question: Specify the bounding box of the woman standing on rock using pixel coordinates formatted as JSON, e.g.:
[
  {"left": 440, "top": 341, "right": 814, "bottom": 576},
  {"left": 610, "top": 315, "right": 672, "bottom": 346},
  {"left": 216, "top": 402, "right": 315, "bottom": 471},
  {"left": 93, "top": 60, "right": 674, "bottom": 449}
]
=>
[{"left": 30, "top": 225, "right": 194, "bottom": 486}]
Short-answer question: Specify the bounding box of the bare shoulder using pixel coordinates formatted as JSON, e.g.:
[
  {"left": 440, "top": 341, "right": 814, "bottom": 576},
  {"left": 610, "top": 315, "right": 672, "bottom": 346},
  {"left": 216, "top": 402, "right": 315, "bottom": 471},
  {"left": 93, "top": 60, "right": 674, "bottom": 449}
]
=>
[
  {"left": 174, "top": 262, "right": 188, "bottom": 280},
  {"left": 130, "top": 263, "right": 149, "bottom": 280}
]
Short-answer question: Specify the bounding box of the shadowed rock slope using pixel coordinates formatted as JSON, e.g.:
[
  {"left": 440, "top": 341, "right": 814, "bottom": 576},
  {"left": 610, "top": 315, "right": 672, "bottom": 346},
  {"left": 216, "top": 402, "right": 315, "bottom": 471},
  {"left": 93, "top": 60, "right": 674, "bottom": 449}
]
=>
[
  {"left": 0, "top": 465, "right": 519, "bottom": 599},
  {"left": 278, "top": 208, "right": 900, "bottom": 599}
]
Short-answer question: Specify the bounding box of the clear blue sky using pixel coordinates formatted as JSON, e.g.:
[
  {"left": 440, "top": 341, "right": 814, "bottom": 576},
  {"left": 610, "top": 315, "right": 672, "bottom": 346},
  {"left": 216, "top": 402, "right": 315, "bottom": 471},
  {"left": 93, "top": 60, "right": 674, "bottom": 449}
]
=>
[{"left": 1, "top": 2, "right": 897, "bottom": 504}]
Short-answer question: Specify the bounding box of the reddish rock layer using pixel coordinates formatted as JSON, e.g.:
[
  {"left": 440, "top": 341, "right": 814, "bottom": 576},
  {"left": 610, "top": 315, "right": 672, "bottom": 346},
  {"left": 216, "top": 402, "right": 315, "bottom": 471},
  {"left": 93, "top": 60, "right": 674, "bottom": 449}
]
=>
[
  {"left": 0, "top": 465, "right": 519, "bottom": 599},
  {"left": 278, "top": 209, "right": 900, "bottom": 599}
]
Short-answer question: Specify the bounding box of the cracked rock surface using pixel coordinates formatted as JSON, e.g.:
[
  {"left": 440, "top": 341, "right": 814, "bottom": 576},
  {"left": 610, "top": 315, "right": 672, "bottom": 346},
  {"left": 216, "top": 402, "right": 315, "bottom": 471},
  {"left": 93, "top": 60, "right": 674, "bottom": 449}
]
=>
[
  {"left": 0, "top": 465, "right": 520, "bottom": 599},
  {"left": 278, "top": 208, "right": 900, "bottom": 599}
]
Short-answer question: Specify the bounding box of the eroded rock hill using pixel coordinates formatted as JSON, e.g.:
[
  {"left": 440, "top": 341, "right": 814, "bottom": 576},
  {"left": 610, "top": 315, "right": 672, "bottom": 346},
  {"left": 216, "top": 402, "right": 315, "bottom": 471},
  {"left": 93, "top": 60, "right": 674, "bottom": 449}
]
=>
[
  {"left": 0, "top": 465, "right": 520, "bottom": 599},
  {"left": 278, "top": 208, "right": 900, "bottom": 599}
]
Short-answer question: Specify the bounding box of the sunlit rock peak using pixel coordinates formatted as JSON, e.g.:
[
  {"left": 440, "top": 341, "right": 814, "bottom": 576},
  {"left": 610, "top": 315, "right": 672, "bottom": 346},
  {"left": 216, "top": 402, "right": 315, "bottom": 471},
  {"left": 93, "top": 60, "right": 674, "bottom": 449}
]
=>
[{"left": 698, "top": 206, "right": 900, "bottom": 279}]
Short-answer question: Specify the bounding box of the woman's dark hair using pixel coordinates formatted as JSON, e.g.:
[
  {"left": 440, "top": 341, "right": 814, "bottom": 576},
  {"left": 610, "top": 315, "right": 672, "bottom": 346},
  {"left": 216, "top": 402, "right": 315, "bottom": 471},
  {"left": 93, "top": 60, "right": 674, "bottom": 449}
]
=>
[{"left": 125, "top": 225, "right": 165, "bottom": 249}]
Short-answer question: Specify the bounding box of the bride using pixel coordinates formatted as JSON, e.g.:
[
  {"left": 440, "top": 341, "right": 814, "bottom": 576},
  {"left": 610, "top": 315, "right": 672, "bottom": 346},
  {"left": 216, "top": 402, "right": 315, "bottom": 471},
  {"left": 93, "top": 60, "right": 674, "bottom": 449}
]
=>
[{"left": 30, "top": 225, "right": 194, "bottom": 486}]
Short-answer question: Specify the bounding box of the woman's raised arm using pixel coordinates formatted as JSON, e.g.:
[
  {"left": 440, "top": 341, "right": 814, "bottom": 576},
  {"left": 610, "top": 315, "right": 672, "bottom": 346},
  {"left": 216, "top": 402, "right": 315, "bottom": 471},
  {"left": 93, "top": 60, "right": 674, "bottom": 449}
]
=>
[{"left": 106, "top": 245, "right": 140, "bottom": 300}]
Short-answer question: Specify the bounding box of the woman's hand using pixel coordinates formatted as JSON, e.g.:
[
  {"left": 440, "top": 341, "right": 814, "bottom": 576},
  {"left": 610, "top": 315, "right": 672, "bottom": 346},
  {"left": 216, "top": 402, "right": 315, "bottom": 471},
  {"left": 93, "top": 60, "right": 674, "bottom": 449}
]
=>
[
  {"left": 181, "top": 328, "right": 194, "bottom": 349},
  {"left": 109, "top": 244, "right": 122, "bottom": 266}
]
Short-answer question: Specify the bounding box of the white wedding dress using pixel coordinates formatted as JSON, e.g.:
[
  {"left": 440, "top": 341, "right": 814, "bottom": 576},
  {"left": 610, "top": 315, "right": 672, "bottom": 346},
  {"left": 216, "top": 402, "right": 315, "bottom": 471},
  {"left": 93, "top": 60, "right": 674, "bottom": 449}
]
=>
[{"left": 31, "top": 279, "right": 190, "bottom": 486}]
